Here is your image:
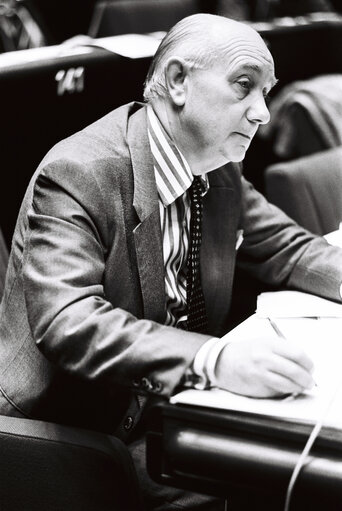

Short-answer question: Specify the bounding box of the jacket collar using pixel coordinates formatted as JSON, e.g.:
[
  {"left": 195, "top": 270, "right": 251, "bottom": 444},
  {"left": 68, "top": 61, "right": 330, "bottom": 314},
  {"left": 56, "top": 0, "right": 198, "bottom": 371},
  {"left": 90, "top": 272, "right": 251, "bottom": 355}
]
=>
[{"left": 127, "top": 105, "right": 159, "bottom": 222}]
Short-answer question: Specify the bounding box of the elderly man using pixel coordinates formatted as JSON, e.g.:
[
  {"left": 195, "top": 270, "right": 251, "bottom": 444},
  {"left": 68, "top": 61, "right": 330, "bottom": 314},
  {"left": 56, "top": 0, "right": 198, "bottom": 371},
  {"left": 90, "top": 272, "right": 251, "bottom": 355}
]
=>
[{"left": 1, "top": 13, "right": 342, "bottom": 511}]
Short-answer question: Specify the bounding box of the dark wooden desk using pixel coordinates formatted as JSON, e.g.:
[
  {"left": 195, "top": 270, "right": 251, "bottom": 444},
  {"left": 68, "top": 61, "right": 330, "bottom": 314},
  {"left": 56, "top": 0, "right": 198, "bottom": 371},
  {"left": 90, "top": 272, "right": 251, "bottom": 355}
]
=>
[
  {"left": 0, "top": 42, "right": 151, "bottom": 248},
  {"left": 146, "top": 402, "right": 342, "bottom": 511}
]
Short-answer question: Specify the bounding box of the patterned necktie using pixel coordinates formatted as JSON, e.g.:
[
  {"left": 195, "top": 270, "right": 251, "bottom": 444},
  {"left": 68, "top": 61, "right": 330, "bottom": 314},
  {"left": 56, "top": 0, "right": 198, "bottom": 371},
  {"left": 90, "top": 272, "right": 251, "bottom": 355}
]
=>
[{"left": 186, "top": 176, "right": 208, "bottom": 334}]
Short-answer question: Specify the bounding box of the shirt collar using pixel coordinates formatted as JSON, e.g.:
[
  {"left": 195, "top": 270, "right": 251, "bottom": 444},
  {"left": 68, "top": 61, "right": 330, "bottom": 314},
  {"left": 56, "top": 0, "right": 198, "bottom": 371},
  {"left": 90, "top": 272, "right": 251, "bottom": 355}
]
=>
[{"left": 147, "top": 104, "right": 208, "bottom": 207}]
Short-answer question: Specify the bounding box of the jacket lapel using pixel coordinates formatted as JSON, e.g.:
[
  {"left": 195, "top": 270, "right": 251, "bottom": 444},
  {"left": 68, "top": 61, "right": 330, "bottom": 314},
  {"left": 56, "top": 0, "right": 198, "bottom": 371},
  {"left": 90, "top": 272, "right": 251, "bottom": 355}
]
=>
[
  {"left": 127, "top": 106, "right": 166, "bottom": 323},
  {"left": 201, "top": 166, "right": 241, "bottom": 336}
]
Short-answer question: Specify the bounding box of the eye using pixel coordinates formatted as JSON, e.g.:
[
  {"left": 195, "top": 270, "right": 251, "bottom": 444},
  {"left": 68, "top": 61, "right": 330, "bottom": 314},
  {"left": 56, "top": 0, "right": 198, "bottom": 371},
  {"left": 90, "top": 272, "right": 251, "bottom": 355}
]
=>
[
  {"left": 237, "top": 78, "right": 252, "bottom": 92},
  {"left": 234, "top": 77, "right": 253, "bottom": 99}
]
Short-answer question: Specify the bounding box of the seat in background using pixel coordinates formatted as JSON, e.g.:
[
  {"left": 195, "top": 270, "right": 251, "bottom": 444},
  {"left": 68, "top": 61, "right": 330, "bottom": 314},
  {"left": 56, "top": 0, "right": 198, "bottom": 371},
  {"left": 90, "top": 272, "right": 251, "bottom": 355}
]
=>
[
  {"left": 259, "top": 74, "right": 342, "bottom": 161},
  {"left": 242, "top": 17, "right": 342, "bottom": 193},
  {"left": 88, "top": 0, "right": 204, "bottom": 38},
  {"left": 0, "top": 413, "right": 143, "bottom": 510},
  {"left": 264, "top": 146, "right": 342, "bottom": 235}
]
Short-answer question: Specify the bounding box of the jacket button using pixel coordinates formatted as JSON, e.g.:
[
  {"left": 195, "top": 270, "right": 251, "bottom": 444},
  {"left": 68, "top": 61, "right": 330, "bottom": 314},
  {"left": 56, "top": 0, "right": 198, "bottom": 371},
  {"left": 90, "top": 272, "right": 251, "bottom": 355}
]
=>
[
  {"left": 154, "top": 381, "right": 163, "bottom": 393},
  {"left": 141, "top": 377, "right": 151, "bottom": 389},
  {"left": 124, "top": 416, "right": 134, "bottom": 431},
  {"left": 132, "top": 379, "right": 140, "bottom": 388}
]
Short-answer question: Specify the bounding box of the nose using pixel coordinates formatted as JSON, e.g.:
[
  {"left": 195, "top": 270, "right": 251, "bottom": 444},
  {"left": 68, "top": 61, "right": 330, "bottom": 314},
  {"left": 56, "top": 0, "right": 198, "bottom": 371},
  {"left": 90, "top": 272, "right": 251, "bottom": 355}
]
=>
[{"left": 246, "top": 94, "right": 270, "bottom": 125}]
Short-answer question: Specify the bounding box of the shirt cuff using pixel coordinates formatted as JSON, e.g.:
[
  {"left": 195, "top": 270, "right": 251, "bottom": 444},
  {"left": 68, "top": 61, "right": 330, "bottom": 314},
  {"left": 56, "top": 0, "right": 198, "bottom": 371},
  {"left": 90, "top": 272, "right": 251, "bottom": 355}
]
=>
[
  {"left": 185, "top": 336, "right": 232, "bottom": 390},
  {"left": 191, "top": 337, "right": 219, "bottom": 389},
  {"left": 205, "top": 336, "right": 234, "bottom": 386}
]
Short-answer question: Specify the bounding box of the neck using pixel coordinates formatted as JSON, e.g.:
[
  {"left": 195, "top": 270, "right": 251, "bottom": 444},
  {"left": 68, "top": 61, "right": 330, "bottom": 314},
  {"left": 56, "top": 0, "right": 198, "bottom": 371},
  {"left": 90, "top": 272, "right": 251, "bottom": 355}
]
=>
[{"left": 150, "top": 99, "right": 223, "bottom": 175}]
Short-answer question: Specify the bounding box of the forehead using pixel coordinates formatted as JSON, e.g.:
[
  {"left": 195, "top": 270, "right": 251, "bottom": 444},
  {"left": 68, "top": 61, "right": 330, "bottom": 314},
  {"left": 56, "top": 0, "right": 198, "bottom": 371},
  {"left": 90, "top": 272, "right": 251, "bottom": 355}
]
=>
[{"left": 215, "top": 34, "right": 276, "bottom": 86}]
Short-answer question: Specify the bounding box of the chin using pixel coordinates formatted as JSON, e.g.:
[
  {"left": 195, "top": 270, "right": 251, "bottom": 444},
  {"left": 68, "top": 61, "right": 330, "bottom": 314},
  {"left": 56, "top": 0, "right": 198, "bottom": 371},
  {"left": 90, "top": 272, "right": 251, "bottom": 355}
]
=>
[
  {"left": 227, "top": 149, "right": 247, "bottom": 163},
  {"left": 223, "top": 143, "right": 249, "bottom": 163}
]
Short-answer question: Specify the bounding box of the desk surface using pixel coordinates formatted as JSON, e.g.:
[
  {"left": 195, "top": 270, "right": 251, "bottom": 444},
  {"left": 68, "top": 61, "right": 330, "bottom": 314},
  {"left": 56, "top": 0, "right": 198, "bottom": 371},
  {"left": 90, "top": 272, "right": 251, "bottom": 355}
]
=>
[{"left": 0, "top": 38, "right": 152, "bottom": 249}]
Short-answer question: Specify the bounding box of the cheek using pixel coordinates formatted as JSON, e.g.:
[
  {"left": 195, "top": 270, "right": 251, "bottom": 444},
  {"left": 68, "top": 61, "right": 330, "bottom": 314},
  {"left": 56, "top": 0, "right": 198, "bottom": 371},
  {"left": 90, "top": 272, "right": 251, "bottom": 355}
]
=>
[
  {"left": 184, "top": 103, "right": 217, "bottom": 136},
  {"left": 185, "top": 94, "right": 243, "bottom": 142}
]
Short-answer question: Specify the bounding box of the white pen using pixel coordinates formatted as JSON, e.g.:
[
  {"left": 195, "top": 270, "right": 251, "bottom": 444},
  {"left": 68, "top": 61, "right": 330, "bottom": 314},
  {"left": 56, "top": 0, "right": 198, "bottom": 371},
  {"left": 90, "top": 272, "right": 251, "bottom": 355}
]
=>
[
  {"left": 268, "top": 317, "right": 286, "bottom": 340},
  {"left": 267, "top": 317, "right": 317, "bottom": 398}
]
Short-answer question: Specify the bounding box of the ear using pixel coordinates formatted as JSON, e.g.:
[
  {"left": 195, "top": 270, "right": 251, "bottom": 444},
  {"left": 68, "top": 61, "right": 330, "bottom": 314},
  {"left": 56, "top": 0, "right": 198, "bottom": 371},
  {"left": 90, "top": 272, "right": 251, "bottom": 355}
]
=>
[{"left": 164, "top": 57, "right": 189, "bottom": 106}]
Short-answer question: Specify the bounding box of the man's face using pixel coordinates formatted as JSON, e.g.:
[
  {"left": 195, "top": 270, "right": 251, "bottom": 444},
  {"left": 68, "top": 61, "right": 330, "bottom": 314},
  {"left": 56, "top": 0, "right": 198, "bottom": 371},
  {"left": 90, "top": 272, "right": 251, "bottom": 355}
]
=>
[{"left": 178, "top": 33, "right": 276, "bottom": 172}]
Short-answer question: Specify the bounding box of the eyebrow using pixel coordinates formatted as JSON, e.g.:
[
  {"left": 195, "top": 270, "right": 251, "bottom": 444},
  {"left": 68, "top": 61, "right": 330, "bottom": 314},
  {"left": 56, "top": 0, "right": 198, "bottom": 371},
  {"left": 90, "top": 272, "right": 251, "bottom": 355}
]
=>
[{"left": 236, "top": 63, "right": 278, "bottom": 89}]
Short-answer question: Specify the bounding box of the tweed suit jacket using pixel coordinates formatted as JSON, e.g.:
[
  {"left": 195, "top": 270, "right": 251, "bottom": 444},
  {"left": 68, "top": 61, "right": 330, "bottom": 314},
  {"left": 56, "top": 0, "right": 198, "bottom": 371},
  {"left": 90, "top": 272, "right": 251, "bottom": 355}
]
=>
[{"left": 1, "top": 102, "right": 342, "bottom": 435}]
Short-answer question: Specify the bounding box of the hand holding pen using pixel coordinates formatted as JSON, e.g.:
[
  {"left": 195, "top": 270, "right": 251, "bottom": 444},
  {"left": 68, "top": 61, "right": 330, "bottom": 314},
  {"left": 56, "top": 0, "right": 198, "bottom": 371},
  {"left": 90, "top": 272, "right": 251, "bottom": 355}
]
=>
[
  {"left": 268, "top": 317, "right": 317, "bottom": 400},
  {"left": 214, "top": 323, "right": 316, "bottom": 398}
]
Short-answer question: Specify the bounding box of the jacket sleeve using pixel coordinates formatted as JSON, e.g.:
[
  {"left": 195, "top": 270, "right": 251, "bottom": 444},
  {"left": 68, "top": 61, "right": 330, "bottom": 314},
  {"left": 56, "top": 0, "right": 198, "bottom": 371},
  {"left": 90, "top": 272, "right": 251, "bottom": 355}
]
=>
[
  {"left": 22, "top": 160, "right": 211, "bottom": 398},
  {"left": 238, "top": 177, "right": 342, "bottom": 302}
]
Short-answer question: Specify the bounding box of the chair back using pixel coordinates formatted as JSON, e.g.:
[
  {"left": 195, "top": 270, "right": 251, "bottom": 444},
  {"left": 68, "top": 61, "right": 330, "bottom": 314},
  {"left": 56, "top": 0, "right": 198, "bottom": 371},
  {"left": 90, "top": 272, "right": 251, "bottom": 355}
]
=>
[
  {"left": 0, "top": 413, "right": 143, "bottom": 510},
  {"left": 88, "top": 0, "right": 203, "bottom": 37},
  {"left": 265, "top": 146, "right": 342, "bottom": 235}
]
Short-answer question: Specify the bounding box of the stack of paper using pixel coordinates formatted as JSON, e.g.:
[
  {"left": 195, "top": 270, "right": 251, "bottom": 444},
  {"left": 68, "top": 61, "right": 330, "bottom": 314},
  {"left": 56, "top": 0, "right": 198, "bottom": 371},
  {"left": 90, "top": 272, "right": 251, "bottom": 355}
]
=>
[
  {"left": 90, "top": 34, "right": 162, "bottom": 58},
  {"left": 256, "top": 290, "right": 342, "bottom": 318}
]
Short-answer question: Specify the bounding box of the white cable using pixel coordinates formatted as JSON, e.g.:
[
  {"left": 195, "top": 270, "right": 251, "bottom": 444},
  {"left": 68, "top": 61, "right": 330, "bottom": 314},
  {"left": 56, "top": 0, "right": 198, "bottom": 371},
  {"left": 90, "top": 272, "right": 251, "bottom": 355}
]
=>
[{"left": 284, "top": 378, "right": 342, "bottom": 511}]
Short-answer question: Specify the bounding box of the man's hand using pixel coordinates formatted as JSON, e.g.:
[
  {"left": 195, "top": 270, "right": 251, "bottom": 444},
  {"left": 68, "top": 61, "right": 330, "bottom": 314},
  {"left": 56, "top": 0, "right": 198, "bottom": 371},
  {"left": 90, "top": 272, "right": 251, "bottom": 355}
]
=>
[{"left": 213, "top": 336, "right": 315, "bottom": 398}]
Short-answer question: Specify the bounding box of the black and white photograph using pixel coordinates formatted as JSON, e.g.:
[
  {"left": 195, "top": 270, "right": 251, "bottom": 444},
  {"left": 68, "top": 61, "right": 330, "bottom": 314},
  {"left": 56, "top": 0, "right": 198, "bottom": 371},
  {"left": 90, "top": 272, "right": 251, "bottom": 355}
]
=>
[{"left": 1, "top": 1, "right": 342, "bottom": 510}]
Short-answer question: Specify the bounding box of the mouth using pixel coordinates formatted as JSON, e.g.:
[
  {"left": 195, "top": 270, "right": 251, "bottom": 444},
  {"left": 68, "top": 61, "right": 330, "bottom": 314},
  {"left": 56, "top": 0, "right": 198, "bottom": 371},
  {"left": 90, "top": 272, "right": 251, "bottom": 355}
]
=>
[{"left": 234, "top": 132, "right": 251, "bottom": 140}]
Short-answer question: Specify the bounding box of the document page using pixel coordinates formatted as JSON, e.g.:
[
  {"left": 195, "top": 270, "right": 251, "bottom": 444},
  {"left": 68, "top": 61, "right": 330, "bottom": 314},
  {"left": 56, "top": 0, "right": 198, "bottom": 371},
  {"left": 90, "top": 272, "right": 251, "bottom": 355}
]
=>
[
  {"left": 93, "top": 34, "right": 162, "bottom": 58},
  {"left": 256, "top": 290, "right": 342, "bottom": 318},
  {"left": 324, "top": 226, "right": 342, "bottom": 248},
  {"left": 171, "top": 311, "right": 342, "bottom": 430}
]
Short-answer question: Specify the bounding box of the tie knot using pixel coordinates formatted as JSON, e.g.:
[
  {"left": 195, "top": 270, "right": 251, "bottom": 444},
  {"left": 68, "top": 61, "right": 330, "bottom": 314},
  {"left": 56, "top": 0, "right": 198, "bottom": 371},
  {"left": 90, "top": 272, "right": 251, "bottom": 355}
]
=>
[{"left": 189, "top": 176, "right": 204, "bottom": 200}]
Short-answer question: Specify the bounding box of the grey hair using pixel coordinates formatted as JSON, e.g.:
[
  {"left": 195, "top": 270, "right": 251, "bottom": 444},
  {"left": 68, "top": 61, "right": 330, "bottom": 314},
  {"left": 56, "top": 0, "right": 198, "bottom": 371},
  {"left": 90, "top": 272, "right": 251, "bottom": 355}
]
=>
[{"left": 143, "top": 14, "right": 245, "bottom": 101}]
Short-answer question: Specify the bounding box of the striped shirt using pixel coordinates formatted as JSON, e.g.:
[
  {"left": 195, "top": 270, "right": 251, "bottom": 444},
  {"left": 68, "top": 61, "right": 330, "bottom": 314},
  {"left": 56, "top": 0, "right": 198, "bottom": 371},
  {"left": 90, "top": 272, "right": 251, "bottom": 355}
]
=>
[
  {"left": 146, "top": 104, "right": 209, "bottom": 327},
  {"left": 147, "top": 104, "right": 235, "bottom": 390}
]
